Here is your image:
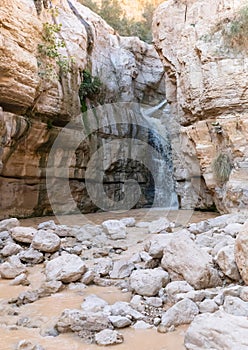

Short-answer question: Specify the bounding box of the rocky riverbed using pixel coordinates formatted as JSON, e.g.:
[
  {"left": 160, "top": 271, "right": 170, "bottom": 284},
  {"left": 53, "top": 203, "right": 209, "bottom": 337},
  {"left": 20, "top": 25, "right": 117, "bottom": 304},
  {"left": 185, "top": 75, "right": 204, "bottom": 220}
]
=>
[{"left": 0, "top": 210, "right": 248, "bottom": 349}]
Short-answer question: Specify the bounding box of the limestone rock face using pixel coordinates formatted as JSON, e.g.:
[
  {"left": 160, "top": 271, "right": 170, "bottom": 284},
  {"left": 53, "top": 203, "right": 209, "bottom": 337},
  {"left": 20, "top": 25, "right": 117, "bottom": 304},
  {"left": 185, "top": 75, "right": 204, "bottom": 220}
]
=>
[
  {"left": 0, "top": 0, "right": 166, "bottom": 218},
  {"left": 153, "top": 0, "right": 248, "bottom": 212}
]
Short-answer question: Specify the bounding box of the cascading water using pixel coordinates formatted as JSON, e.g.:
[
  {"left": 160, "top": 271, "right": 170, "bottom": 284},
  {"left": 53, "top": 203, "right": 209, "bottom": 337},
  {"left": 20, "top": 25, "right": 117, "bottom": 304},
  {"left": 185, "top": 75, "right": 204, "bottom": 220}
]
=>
[{"left": 141, "top": 101, "right": 179, "bottom": 209}]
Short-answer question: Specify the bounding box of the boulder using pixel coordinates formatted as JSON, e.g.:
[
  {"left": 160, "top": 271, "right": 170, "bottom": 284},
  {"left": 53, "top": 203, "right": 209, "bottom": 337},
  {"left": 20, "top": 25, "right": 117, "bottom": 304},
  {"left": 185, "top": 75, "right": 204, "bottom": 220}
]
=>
[
  {"left": 185, "top": 312, "right": 248, "bottom": 350},
  {"left": 148, "top": 218, "right": 170, "bottom": 234},
  {"left": 95, "top": 329, "right": 123, "bottom": 346},
  {"left": 0, "top": 255, "right": 26, "bottom": 279},
  {"left": 235, "top": 222, "right": 248, "bottom": 284},
  {"left": 102, "top": 220, "right": 127, "bottom": 240},
  {"left": 130, "top": 268, "right": 169, "bottom": 296},
  {"left": 37, "top": 220, "right": 57, "bottom": 231},
  {"left": 56, "top": 309, "right": 113, "bottom": 334},
  {"left": 18, "top": 248, "right": 44, "bottom": 264},
  {"left": 10, "top": 227, "right": 37, "bottom": 243},
  {"left": 81, "top": 295, "right": 108, "bottom": 313},
  {"left": 107, "top": 301, "right": 144, "bottom": 320},
  {"left": 1, "top": 242, "right": 22, "bottom": 257},
  {"left": 198, "top": 299, "right": 219, "bottom": 313},
  {"left": 223, "top": 296, "right": 248, "bottom": 317},
  {"left": 109, "top": 259, "right": 135, "bottom": 279},
  {"left": 159, "top": 299, "right": 199, "bottom": 331},
  {"left": 93, "top": 257, "right": 113, "bottom": 276},
  {"left": 45, "top": 253, "right": 86, "bottom": 283},
  {"left": 215, "top": 245, "right": 240, "bottom": 281},
  {"left": 0, "top": 218, "right": 19, "bottom": 232},
  {"left": 161, "top": 231, "right": 221, "bottom": 289},
  {"left": 165, "top": 281, "right": 194, "bottom": 302},
  {"left": 15, "top": 340, "right": 44, "bottom": 350},
  {"left": 108, "top": 315, "right": 132, "bottom": 328},
  {"left": 120, "top": 217, "right": 136, "bottom": 227},
  {"left": 32, "top": 230, "right": 61, "bottom": 253}
]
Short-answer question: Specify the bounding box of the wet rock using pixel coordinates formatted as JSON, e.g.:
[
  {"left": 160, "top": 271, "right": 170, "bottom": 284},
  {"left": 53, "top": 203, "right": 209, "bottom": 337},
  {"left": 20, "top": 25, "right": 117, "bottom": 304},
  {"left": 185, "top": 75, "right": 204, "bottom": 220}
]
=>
[
  {"left": 45, "top": 252, "right": 86, "bottom": 283},
  {"left": 81, "top": 295, "right": 108, "bottom": 313},
  {"left": 102, "top": 220, "right": 127, "bottom": 240},
  {"left": 1, "top": 242, "right": 22, "bottom": 257},
  {"left": 95, "top": 329, "right": 123, "bottom": 346},
  {"left": 18, "top": 248, "right": 44, "bottom": 265},
  {"left": 120, "top": 217, "right": 136, "bottom": 227},
  {"left": 215, "top": 245, "right": 240, "bottom": 281},
  {"left": 32, "top": 230, "right": 61, "bottom": 253},
  {"left": 0, "top": 218, "right": 19, "bottom": 232},
  {"left": 148, "top": 218, "right": 170, "bottom": 234},
  {"left": 159, "top": 299, "right": 199, "bottom": 331},
  {"left": 235, "top": 222, "right": 248, "bottom": 284},
  {"left": 10, "top": 227, "right": 37, "bottom": 244},
  {"left": 109, "top": 259, "right": 135, "bottom": 279},
  {"left": 161, "top": 231, "right": 221, "bottom": 289},
  {"left": 223, "top": 296, "right": 248, "bottom": 316},
  {"left": 93, "top": 257, "right": 113, "bottom": 276},
  {"left": 130, "top": 268, "right": 169, "bottom": 297},
  {"left": 108, "top": 315, "right": 132, "bottom": 328},
  {"left": 15, "top": 340, "right": 45, "bottom": 350},
  {"left": 0, "top": 256, "right": 26, "bottom": 279},
  {"left": 184, "top": 312, "right": 248, "bottom": 350},
  {"left": 198, "top": 299, "right": 219, "bottom": 313}
]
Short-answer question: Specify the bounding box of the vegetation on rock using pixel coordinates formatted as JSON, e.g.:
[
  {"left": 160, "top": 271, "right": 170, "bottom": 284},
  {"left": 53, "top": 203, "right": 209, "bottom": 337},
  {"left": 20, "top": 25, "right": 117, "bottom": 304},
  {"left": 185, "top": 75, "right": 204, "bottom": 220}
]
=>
[
  {"left": 80, "top": 0, "right": 160, "bottom": 43},
  {"left": 212, "top": 153, "right": 232, "bottom": 183},
  {"left": 79, "top": 70, "right": 102, "bottom": 112},
  {"left": 37, "top": 17, "right": 74, "bottom": 81}
]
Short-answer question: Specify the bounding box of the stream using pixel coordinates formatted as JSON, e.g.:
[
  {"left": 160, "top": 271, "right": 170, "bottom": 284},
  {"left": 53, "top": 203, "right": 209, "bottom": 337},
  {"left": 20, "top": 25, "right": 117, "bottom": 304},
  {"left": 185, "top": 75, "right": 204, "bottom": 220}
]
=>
[{"left": 0, "top": 209, "right": 218, "bottom": 350}]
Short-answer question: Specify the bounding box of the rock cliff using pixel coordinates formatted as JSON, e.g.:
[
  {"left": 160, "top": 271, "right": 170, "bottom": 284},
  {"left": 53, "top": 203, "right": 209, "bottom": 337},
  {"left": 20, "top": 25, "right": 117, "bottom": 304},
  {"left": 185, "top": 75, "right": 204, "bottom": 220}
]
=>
[
  {"left": 153, "top": 0, "right": 248, "bottom": 212},
  {"left": 0, "top": 0, "right": 167, "bottom": 218}
]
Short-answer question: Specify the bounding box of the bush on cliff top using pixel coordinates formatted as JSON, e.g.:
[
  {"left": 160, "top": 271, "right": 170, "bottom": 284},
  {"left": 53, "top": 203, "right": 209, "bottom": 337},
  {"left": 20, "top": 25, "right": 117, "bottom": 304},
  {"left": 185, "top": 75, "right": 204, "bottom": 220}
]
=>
[
  {"left": 80, "top": 0, "right": 159, "bottom": 43},
  {"left": 221, "top": 5, "right": 248, "bottom": 51}
]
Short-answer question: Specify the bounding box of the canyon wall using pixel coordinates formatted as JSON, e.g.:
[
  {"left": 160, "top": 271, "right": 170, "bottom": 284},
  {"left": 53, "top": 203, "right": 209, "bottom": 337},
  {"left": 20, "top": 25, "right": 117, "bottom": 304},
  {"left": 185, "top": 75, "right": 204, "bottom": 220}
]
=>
[
  {"left": 153, "top": 0, "right": 248, "bottom": 212},
  {"left": 0, "top": 0, "right": 167, "bottom": 218}
]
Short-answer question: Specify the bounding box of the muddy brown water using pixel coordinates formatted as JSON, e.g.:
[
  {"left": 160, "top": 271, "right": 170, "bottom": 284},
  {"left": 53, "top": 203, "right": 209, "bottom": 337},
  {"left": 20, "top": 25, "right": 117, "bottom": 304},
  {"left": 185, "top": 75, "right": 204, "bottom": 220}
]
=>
[{"left": 1, "top": 209, "right": 218, "bottom": 350}]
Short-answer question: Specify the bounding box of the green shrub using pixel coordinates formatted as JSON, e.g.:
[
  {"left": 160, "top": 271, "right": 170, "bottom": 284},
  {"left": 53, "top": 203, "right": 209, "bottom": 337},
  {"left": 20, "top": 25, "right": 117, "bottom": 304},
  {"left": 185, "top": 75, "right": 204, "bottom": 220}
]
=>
[
  {"left": 37, "top": 21, "right": 75, "bottom": 80},
  {"left": 79, "top": 70, "right": 102, "bottom": 111},
  {"left": 212, "top": 153, "right": 232, "bottom": 183}
]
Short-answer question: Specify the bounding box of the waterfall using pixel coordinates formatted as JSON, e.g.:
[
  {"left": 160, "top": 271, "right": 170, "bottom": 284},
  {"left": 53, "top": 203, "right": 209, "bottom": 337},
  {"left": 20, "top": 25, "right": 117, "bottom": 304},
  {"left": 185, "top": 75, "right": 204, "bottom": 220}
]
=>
[{"left": 141, "top": 101, "right": 179, "bottom": 209}]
